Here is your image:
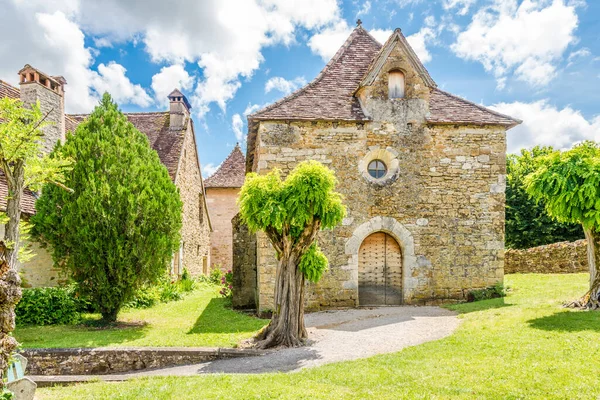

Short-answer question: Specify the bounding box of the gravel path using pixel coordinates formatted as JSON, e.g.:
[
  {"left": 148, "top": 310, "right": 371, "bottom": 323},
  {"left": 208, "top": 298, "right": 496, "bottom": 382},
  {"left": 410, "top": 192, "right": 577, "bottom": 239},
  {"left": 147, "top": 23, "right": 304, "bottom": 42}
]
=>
[{"left": 129, "top": 306, "right": 460, "bottom": 376}]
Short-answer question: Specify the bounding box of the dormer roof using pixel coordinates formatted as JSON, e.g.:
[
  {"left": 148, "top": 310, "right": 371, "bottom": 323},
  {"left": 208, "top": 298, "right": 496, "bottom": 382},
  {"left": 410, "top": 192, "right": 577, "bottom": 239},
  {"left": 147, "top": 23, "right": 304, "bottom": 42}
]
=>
[{"left": 358, "top": 28, "right": 436, "bottom": 90}]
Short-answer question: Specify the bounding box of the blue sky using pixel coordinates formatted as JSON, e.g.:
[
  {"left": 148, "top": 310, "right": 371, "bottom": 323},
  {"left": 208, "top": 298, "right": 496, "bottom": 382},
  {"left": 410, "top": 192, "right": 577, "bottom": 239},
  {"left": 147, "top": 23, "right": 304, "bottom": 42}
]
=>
[{"left": 1, "top": 0, "right": 599, "bottom": 176}]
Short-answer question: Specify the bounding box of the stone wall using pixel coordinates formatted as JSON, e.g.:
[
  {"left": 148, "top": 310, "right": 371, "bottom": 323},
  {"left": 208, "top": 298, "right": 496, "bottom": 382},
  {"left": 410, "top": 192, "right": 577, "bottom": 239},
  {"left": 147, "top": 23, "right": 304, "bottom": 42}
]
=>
[
  {"left": 232, "top": 214, "right": 257, "bottom": 309},
  {"left": 0, "top": 225, "right": 61, "bottom": 287},
  {"left": 22, "top": 347, "right": 265, "bottom": 376},
  {"left": 505, "top": 240, "right": 588, "bottom": 274},
  {"left": 206, "top": 187, "right": 240, "bottom": 270},
  {"left": 175, "top": 124, "right": 211, "bottom": 276}
]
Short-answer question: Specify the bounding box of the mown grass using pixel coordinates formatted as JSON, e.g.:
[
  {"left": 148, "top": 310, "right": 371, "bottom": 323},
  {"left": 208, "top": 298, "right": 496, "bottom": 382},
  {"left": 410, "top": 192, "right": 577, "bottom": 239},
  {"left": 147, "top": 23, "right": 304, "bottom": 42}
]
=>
[
  {"left": 37, "top": 274, "right": 600, "bottom": 399},
  {"left": 15, "top": 284, "right": 267, "bottom": 348}
]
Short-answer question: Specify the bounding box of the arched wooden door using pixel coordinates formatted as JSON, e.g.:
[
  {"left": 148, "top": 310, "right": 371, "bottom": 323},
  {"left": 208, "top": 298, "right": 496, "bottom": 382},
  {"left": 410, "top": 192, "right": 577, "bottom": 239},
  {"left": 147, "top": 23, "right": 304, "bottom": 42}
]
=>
[{"left": 358, "top": 232, "right": 402, "bottom": 305}]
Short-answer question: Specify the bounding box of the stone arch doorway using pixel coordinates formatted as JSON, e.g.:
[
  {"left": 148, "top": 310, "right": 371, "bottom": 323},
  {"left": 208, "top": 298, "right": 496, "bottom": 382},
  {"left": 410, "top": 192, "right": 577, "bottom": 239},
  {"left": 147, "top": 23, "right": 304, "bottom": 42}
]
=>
[{"left": 358, "top": 232, "right": 403, "bottom": 305}]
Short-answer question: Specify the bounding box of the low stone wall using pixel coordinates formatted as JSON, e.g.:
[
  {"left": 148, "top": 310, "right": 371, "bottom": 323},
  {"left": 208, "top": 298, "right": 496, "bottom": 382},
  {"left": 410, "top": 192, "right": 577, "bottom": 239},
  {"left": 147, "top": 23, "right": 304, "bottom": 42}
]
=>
[
  {"left": 504, "top": 240, "right": 588, "bottom": 274},
  {"left": 21, "top": 347, "right": 265, "bottom": 376}
]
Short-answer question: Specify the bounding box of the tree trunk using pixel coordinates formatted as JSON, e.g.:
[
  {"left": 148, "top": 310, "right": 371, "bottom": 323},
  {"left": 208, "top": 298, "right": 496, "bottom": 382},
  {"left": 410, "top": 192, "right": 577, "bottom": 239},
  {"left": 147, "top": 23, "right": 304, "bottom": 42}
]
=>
[
  {"left": 0, "top": 168, "right": 24, "bottom": 387},
  {"left": 568, "top": 227, "right": 600, "bottom": 309},
  {"left": 255, "top": 251, "right": 307, "bottom": 349}
]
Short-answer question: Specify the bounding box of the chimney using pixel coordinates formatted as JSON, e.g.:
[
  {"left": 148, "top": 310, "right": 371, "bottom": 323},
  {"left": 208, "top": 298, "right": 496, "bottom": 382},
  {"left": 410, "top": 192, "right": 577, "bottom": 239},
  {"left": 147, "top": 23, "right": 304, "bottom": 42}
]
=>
[
  {"left": 18, "top": 64, "right": 66, "bottom": 154},
  {"left": 168, "top": 89, "right": 191, "bottom": 130}
]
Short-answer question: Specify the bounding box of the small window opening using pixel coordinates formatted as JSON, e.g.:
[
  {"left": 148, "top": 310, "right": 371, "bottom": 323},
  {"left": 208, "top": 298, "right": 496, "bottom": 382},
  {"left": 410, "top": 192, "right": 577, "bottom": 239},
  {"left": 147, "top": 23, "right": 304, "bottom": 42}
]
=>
[
  {"left": 388, "top": 70, "right": 405, "bottom": 99},
  {"left": 368, "top": 160, "right": 387, "bottom": 179}
]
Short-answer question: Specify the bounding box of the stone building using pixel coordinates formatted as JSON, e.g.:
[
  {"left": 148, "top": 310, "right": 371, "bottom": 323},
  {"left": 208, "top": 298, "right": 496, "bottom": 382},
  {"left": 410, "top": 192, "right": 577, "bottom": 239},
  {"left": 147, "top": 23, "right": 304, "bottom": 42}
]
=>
[
  {"left": 205, "top": 144, "right": 245, "bottom": 271},
  {"left": 0, "top": 66, "right": 211, "bottom": 286},
  {"left": 237, "top": 25, "right": 521, "bottom": 312}
]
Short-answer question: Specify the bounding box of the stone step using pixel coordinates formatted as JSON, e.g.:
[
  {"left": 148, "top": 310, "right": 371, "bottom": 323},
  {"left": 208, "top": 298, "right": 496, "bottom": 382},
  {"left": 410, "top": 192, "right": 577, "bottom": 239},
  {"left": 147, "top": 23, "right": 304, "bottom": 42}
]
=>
[{"left": 31, "top": 374, "right": 129, "bottom": 387}]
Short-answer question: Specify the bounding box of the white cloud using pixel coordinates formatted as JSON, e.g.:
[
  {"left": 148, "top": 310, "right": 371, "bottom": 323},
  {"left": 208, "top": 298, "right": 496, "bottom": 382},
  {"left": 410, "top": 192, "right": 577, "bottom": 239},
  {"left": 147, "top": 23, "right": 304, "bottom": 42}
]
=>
[
  {"left": 69, "top": 0, "right": 342, "bottom": 118},
  {"left": 0, "top": 7, "right": 153, "bottom": 113},
  {"left": 202, "top": 163, "right": 219, "bottom": 177},
  {"left": 232, "top": 113, "right": 244, "bottom": 142},
  {"left": 92, "top": 62, "right": 152, "bottom": 107},
  {"left": 452, "top": 0, "right": 580, "bottom": 88},
  {"left": 406, "top": 27, "right": 436, "bottom": 64},
  {"left": 567, "top": 48, "right": 591, "bottom": 65},
  {"left": 151, "top": 64, "right": 195, "bottom": 105},
  {"left": 443, "top": 0, "right": 477, "bottom": 15},
  {"left": 490, "top": 100, "right": 600, "bottom": 153},
  {"left": 265, "top": 76, "right": 307, "bottom": 95},
  {"left": 370, "top": 29, "right": 393, "bottom": 45}
]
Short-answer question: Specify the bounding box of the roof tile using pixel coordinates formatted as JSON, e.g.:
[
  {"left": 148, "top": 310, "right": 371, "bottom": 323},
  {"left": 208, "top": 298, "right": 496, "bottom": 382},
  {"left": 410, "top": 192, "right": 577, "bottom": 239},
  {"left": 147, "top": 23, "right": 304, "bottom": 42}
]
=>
[{"left": 205, "top": 145, "right": 245, "bottom": 188}]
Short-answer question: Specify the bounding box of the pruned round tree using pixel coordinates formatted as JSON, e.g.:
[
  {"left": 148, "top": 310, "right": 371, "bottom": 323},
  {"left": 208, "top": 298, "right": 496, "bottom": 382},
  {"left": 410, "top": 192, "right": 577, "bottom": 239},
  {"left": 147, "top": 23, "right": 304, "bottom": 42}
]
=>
[
  {"left": 32, "top": 93, "right": 182, "bottom": 323},
  {"left": 238, "top": 161, "right": 345, "bottom": 348},
  {"left": 525, "top": 141, "right": 600, "bottom": 309}
]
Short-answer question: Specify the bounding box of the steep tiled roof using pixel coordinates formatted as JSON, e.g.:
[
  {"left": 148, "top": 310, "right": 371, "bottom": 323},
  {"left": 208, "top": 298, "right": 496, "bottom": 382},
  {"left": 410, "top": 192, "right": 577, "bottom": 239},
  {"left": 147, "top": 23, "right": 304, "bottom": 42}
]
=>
[
  {"left": 250, "top": 26, "right": 382, "bottom": 121},
  {"left": 0, "top": 172, "right": 37, "bottom": 215},
  {"left": 205, "top": 145, "right": 245, "bottom": 188},
  {"left": 0, "top": 80, "right": 19, "bottom": 100},
  {"left": 427, "top": 89, "right": 521, "bottom": 128},
  {"left": 67, "top": 112, "right": 185, "bottom": 181}
]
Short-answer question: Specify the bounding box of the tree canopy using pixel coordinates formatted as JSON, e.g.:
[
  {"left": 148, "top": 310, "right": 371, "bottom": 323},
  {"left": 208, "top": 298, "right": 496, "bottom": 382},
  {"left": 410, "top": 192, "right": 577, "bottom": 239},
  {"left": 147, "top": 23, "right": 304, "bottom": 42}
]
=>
[
  {"left": 32, "top": 93, "right": 182, "bottom": 322},
  {"left": 506, "top": 146, "right": 583, "bottom": 249},
  {"left": 525, "top": 141, "right": 600, "bottom": 309},
  {"left": 238, "top": 160, "right": 346, "bottom": 347}
]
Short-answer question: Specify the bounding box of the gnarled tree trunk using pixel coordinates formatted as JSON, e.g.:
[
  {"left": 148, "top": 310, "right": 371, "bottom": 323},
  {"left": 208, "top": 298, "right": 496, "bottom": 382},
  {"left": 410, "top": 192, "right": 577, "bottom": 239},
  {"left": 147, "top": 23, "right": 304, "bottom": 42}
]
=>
[
  {"left": 568, "top": 227, "right": 600, "bottom": 309},
  {"left": 0, "top": 166, "right": 24, "bottom": 387},
  {"left": 256, "top": 221, "right": 320, "bottom": 349}
]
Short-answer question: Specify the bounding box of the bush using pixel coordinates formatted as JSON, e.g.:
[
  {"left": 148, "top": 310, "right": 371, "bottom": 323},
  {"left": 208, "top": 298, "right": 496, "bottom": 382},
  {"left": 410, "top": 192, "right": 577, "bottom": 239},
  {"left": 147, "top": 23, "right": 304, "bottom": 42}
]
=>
[
  {"left": 467, "top": 283, "right": 507, "bottom": 302},
  {"left": 209, "top": 265, "right": 224, "bottom": 284},
  {"left": 16, "top": 286, "right": 82, "bottom": 325},
  {"left": 125, "top": 271, "right": 196, "bottom": 309},
  {"left": 219, "top": 270, "right": 233, "bottom": 299}
]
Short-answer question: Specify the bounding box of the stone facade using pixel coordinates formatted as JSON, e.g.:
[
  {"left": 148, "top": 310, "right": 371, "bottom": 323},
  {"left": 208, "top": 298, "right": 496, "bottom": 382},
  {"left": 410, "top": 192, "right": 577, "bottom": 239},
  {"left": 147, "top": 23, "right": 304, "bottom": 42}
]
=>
[
  {"left": 174, "top": 122, "right": 211, "bottom": 276},
  {"left": 232, "top": 214, "right": 257, "bottom": 309},
  {"left": 244, "top": 26, "right": 518, "bottom": 312},
  {"left": 505, "top": 240, "right": 588, "bottom": 274},
  {"left": 206, "top": 187, "right": 240, "bottom": 270}
]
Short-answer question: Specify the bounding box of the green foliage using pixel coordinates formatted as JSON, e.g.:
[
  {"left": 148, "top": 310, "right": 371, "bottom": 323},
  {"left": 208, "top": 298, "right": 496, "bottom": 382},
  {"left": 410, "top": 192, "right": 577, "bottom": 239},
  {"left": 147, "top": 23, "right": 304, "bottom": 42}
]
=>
[
  {"left": 525, "top": 141, "right": 600, "bottom": 230},
  {"left": 125, "top": 273, "right": 197, "bottom": 309},
  {"left": 31, "top": 93, "right": 182, "bottom": 322},
  {"left": 506, "top": 147, "right": 583, "bottom": 249},
  {"left": 238, "top": 160, "right": 345, "bottom": 282},
  {"left": 0, "top": 388, "right": 13, "bottom": 400},
  {"left": 467, "top": 282, "right": 507, "bottom": 302},
  {"left": 219, "top": 270, "right": 233, "bottom": 299},
  {"left": 208, "top": 265, "right": 224, "bottom": 285},
  {"left": 298, "top": 243, "right": 328, "bottom": 283},
  {"left": 15, "top": 286, "right": 85, "bottom": 326}
]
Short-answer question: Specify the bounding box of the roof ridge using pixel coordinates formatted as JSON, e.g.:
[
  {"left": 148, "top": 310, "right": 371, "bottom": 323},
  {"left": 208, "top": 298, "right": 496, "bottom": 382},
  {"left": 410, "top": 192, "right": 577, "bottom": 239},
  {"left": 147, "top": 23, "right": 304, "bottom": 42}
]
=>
[
  {"left": 67, "top": 111, "right": 169, "bottom": 117},
  {"left": 249, "top": 26, "right": 379, "bottom": 119},
  {"left": 0, "top": 79, "right": 19, "bottom": 92},
  {"left": 432, "top": 88, "right": 522, "bottom": 125}
]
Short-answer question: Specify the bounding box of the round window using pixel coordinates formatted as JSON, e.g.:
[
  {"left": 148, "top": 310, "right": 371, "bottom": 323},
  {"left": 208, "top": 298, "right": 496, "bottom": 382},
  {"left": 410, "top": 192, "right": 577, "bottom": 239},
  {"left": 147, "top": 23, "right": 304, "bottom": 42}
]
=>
[{"left": 367, "top": 160, "right": 387, "bottom": 179}]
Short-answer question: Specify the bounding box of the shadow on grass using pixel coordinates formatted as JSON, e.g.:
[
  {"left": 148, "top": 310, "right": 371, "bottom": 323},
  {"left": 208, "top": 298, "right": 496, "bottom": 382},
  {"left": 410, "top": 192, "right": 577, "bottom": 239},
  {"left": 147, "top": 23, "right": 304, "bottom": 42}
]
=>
[
  {"left": 445, "top": 297, "right": 512, "bottom": 314},
  {"left": 188, "top": 297, "right": 266, "bottom": 335},
  {"left": 528, "top": 309, "right": 600, "bottom": 332}
]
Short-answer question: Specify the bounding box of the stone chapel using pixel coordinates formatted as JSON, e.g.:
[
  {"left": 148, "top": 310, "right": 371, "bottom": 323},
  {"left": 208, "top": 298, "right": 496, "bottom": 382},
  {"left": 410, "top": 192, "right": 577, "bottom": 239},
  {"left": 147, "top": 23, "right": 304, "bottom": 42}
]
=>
[{"left": 234, "top": 24, "right": 521, "bottom": 312}]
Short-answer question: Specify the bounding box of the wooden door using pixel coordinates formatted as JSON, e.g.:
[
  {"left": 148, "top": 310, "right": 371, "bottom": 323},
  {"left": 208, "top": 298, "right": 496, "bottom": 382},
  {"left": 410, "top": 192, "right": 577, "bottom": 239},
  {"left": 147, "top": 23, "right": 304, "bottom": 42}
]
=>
[{"left": 358, "top": 232, "right": 402, "bottom": 305}]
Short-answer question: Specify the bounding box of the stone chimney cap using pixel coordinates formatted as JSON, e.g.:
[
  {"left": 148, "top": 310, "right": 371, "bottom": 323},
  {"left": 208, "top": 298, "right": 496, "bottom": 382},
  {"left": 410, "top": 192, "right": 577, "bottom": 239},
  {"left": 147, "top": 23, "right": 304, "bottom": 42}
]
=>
[
  {"left": 168, "top": 88, "right": 191, "bottom": 110},
  {"left": 18, "top": 64, "right": 64, "bottom": 86}
]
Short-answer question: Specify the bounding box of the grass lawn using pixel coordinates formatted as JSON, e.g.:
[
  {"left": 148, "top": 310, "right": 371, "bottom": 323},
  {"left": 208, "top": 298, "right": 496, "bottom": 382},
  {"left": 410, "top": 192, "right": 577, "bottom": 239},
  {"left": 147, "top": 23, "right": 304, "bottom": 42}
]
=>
[
  {"left": 15, "top": 284, "right": 267, "bottom": 348},
  {"left": 37, "top": 274, "right": 600, "bottom": 399}
]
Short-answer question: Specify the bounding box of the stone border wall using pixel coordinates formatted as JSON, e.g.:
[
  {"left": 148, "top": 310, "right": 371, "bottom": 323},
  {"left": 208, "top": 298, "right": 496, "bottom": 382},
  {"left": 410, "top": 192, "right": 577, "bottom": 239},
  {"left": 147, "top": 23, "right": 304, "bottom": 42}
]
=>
[
  {"left": 22, "top": 347, "right": 266, "bottom": 376},
  {"left": 505, "top": 240, "right": 588, "bottom": 274}
]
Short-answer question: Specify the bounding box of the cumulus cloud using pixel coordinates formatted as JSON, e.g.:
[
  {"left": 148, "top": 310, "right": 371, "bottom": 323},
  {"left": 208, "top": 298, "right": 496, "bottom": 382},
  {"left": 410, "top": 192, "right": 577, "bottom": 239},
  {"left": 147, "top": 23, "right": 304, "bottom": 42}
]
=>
[
  {"left": 232, "top": 113, "right": 244, "bottom": 142},
  {"left": 452, "top": 0, "right": 580, "bottom": 89},
  {"left": 406, "top": 27, "right": 436, "bottom": 63},
  {"left": 70, "top": 0, "right": 342, "bottom": 117},
  {"left": 92, "top": 62, "right": 152, "bottom": 107},
  {"left": 265, "top": 76, "right": 307, "bottom": 95},
  {"left": 490, "top": 100, "right": 600, "bottom": 153},
  {"left": 0, "top": 6, "right": 153, "bottom": 113},
  {"left": 151, "top": 64, "right": 195, "bottom": 105},
  {"left": 369, "top": 29, "right": 393, "bottom": 45}
]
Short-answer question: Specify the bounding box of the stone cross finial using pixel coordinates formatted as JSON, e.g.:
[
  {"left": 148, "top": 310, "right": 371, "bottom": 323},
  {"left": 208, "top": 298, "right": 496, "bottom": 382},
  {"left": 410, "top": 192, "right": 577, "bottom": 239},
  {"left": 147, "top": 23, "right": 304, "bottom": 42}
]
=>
[{"left": 356, "top": 19, "right": 362, "bottom": 27}]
